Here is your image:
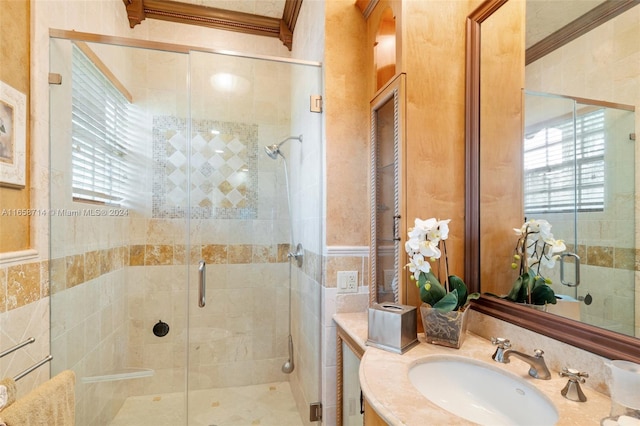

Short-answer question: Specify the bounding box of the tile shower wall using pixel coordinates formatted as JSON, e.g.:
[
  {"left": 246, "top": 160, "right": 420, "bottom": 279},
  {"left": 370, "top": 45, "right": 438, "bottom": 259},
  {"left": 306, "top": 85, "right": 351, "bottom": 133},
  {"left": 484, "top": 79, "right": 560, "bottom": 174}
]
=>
[{"left": 152, "top": 116, "right": 259, "bottom": 220}]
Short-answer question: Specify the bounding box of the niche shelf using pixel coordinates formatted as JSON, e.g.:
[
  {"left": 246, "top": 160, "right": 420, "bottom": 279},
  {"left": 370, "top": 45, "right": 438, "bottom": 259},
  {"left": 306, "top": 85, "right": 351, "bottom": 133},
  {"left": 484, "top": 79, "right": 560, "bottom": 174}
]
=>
[{"left": 82, "top": 368, "right": 154, "bottom": 383}]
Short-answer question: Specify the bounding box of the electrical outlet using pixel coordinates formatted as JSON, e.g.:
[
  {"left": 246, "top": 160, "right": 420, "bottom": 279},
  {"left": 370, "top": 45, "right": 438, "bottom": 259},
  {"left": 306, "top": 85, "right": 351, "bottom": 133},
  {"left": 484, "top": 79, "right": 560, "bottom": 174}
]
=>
[{"left": 337, "top": 271, "right": 358, "bottom": 293}]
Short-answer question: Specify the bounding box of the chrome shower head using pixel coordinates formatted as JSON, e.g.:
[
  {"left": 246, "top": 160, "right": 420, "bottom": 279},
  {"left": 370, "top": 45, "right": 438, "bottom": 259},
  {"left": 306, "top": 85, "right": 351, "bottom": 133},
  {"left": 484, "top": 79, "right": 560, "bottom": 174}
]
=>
[
  {"left": 264, "top": 135, "right": 303, "bottom": 160},
  {"left": 264, "top": 144, "right": 280, "bottom": 159}
]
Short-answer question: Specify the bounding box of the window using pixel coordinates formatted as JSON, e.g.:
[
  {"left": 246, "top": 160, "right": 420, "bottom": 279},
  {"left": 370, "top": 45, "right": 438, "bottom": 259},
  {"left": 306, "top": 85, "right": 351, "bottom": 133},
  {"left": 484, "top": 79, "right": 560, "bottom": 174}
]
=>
[
  {"left": 523, "top": 108, "right": 605, "bottom": 214},
  {"left": 71, "top": 44, "right": 132, "bottom": 205}
]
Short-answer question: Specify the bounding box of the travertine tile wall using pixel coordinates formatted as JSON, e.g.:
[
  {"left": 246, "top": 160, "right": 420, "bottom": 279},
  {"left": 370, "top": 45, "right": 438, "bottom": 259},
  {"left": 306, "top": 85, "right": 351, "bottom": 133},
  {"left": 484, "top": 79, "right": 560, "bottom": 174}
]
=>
[{"left": 525, "top": 8, "right": 640, "bottom": 337}]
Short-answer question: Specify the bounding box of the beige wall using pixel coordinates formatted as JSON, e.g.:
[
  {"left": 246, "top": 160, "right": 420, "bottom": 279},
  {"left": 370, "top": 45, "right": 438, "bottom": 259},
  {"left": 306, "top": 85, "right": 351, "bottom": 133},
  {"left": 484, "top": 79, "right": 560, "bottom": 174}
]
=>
[
  {"left": 0, "top": 0, "right": 31, "bottom": 253},
  {"left": 478, "top": 0, "right": 526, "bottom": 296},
  {"left": 324, "top": 1, "right": 369, "bottom": 249},
  {"left": 402, "top": 0, "right": 483, "bottom": 306}
]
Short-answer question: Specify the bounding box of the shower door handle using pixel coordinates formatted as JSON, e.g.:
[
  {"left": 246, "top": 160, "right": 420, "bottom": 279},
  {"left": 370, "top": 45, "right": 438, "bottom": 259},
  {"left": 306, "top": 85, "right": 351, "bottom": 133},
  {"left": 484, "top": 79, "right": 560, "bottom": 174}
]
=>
[
  {"left": 198, "top": 260, "right": 206, "bottom": 307},
  {"left": 560, "top": 252, "right": 580, "bottom": 287}
]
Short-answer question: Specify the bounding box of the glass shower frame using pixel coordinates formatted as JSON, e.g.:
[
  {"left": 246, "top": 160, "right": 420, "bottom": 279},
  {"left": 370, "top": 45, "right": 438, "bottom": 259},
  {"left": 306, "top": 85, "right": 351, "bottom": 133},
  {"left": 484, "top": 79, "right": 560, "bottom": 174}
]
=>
[
  {"left": 523, "top": 90, "right": 636, "bottom": 335},
  {"left": 48, "top": 33, "right": 322, "bottom": 425}
]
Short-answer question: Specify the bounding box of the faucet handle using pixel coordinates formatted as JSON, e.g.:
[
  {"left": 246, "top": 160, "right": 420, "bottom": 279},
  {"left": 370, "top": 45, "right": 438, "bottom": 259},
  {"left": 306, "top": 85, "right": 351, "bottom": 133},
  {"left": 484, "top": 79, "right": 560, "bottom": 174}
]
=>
[
  {"left": 491, "top": 337, "right": 511, "bottom": 363},
  {"left": 533, "top": 349, "right": 544, "bottom": 358},
  {"left": 560, "top": 367, "right": 589, "bottom": 402},
  {"left": 491, "top": 337, "right": 511, "bottom": 348},
  {"left": 560, "top": 367, "right": 589, "bottom": 383}
]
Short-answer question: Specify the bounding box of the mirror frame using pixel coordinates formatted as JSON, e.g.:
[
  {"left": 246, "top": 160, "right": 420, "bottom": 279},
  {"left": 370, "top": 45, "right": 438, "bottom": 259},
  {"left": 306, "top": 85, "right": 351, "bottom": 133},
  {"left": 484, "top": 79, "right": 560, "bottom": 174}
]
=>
[{"left": 465, "top": 0, "right": 640, "bottom": 364}]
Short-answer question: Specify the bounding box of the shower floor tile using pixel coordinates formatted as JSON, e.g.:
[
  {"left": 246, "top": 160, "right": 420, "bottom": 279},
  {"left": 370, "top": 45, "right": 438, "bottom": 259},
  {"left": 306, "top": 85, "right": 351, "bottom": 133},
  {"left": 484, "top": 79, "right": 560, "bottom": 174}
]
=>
[{"left": 108, "top": 382, "right": 303, "bottom": 426}]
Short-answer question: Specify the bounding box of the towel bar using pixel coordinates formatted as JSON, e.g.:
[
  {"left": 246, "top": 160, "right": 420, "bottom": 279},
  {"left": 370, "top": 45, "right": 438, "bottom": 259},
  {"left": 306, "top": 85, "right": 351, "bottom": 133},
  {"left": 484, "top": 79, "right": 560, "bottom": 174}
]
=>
[
  {"left": 13, "top": 355, "right": 53, "bottom": 381},
  {"left": 0, "top": 337, "right": 35, "bottom": 359}
]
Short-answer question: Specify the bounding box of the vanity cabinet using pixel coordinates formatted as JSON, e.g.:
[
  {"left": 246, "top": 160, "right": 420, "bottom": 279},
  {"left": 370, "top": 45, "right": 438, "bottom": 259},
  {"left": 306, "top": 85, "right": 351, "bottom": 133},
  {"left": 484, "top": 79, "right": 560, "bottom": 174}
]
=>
[
  {"left": 336, "top": 324, "right": 365, "bottom": 426},
  {"left": 363, "top": 400, "right": 387, "bottom": 426}
]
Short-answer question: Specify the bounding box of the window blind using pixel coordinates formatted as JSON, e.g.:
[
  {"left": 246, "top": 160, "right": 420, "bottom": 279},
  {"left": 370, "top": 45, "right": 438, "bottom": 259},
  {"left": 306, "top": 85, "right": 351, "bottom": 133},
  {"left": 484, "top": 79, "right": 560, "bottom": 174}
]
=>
[
  {"left": 71, "top": 44, "right": 132, "bottom": 205},
  {"left": 524, "top": 108, "right": 605, "bottom": 214}
]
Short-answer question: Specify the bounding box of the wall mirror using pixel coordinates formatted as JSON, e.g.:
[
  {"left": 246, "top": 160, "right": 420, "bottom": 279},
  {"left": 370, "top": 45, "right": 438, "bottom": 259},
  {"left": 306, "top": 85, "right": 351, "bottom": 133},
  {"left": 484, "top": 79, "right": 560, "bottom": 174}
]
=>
[{"left": 466, "top": 0, "right": 640, "bottom": 363}]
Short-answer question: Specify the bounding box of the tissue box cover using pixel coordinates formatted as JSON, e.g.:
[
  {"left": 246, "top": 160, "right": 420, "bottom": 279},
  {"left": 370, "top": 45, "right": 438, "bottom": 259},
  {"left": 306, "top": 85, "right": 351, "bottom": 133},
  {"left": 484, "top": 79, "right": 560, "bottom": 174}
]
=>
[{"left": 366, "top": 303, "right": 418, "bottom": 354}]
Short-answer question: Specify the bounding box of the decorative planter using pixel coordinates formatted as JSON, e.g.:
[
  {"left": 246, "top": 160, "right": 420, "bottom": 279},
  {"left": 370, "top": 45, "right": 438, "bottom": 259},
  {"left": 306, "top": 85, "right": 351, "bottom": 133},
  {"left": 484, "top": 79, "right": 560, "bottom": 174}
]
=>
[
  {"left": 516, "top": 302, "right": 548, "bottom": 312},
  {"left": 420, "top": 303, "right": 468, "bottom": 349}
]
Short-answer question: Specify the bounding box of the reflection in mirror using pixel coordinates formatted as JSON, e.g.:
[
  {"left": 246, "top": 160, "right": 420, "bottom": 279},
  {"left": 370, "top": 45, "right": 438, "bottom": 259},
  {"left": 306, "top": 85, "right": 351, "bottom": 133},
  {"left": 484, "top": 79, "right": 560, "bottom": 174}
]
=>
[
  {"left": 465, "top": 0, "right": 640, "bottom": 364},
  {"left": 522, "top": 0, "right": 638, "bottom": 338},
  {"left": 523, "top": 92, "right": 635, "bottom": 335}
]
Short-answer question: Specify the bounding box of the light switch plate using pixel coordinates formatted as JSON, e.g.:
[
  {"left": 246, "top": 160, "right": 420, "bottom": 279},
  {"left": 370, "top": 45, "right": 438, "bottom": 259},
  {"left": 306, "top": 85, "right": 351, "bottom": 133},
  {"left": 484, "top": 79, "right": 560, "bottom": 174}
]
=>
[{"left": 337, "top": 271, "right": 358, "bottom": 293}]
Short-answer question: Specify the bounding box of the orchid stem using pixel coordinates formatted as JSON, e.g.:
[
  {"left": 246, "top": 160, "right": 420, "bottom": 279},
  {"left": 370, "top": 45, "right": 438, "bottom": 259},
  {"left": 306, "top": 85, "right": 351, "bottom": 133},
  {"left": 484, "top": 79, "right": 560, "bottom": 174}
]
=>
[{"left": 442, "top": 240, "right": 450, "bottom": 293}]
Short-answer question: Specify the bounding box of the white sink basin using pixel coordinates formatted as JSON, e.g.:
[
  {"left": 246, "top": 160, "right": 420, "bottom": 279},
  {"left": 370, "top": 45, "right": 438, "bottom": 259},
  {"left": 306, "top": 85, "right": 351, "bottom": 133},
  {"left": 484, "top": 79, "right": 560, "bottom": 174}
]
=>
[{"left": 408, "top": 355, "right": 558, "bottom": 426}]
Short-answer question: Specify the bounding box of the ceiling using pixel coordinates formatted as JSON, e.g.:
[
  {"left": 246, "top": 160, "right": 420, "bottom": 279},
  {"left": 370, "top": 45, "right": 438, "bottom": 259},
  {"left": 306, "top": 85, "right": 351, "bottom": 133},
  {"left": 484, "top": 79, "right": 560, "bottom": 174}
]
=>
[
  {"left": 122, "top": 0, "right": 301, "bottom": 50},
  {"left": 175, "top": 0, "right": 286, "bottom": 18},
  {"left": 526, "top": 0, "right": 604, "bottom": 48}
]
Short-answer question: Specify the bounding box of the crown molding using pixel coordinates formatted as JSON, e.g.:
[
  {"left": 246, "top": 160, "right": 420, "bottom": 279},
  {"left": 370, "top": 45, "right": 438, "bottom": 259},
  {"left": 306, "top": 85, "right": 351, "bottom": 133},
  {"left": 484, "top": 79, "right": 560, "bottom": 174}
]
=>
[
  {"left": 526, "top": 0, "right": 639, "bottom": 65},
  {"left": 122, "top": 0, "right": 303, "bottom": 51}
]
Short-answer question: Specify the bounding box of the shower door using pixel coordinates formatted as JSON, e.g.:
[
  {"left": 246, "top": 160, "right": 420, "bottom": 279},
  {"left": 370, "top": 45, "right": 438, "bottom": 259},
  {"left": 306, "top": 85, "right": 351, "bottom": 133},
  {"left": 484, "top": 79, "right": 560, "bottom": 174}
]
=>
[
  {"left": 49, "top": 37, "right": 193, "bottom": 425},
  {"left": 49, "top": 36, "right": 322, "bottom": 425},
  {"left": 523, "top": 91, "right": 636, "bottom": 336},
  {"left": 185, "top": 50, "right": 323, "bottom": 425}
]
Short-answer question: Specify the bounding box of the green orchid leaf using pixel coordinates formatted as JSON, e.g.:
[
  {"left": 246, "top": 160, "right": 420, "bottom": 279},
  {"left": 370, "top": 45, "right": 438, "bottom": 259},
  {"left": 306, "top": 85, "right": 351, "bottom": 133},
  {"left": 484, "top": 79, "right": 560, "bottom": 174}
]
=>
[
  {"left": 531, "top": 276, "right": 547, "bottom": 291},
  {"left": 448, "top": 275, "right": 467, "bottom": 310},
  {"left": 507, "top": 272, "right": 526, "bottom": 302},
  {"left": 531, "top": 282, "right": 557, "bottom": 305},
  {"left": 432, "top": 289, "right": 459, "bottom": 312},
  {"left": 419, "top": 271, "right": 446, "bottom": 306},
  {"left": 465, "top": 292, "right": 481, "bottom": 306}
]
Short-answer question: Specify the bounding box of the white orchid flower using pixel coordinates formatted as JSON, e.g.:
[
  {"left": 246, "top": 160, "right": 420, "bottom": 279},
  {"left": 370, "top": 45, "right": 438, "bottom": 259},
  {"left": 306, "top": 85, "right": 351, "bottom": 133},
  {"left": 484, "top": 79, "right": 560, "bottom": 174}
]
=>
[
  {"left": 538, "top": 219, "right": 552, "bottom": 237},
  {"left": 541, "top": 253, "right": 560, "bottom": 269},
  {"left": 405, "top": 237, "right": 421, "bottom": 254},
  {"left": 526, "top": 219, "right": 552, "bottom": 239},
  {"left": 409, "top": 218, "right": 437, "bottom": 240},
  {"left": 526, "top": 236, "right": 538, "bottom": 255},
  {"left": 428, "top": 219, "right": 451, "bottom": 242},
  {"left": 407, "top": 226, "right": 424, "bottom": 240},
  {"left": 547, "top": 238, "right": 566, "bottom": 253},
  {"left": 419, "top": 239, "right": 441, "bottom": 259},
  {"left": 408, "top": 253, "right": 431, "bottom": 276},
  {"left": 527, "top": 256, "right": 538, "bottom": 267}
]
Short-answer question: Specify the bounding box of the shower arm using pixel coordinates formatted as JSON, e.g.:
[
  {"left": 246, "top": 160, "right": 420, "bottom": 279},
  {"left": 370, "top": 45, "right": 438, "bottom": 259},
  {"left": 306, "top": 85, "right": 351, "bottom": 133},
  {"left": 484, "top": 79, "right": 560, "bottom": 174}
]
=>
[{"left": 276, "top": 135, "right": 302, "bottom": 149}]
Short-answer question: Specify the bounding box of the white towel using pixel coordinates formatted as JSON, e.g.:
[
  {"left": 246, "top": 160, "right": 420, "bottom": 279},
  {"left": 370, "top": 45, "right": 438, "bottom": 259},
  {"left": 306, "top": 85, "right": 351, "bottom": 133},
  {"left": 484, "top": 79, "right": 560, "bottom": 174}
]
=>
[
  {"left": 0, "top": 370, "right": 75, "bottom": 426},
  {"left": 0, "top": 378, "right": 16, "bottom": 411}
]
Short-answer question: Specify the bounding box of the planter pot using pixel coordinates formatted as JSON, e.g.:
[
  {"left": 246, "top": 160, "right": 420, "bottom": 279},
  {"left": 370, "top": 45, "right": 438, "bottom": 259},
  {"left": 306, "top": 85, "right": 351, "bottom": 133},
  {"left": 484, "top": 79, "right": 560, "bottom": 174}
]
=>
[
  {"left": 420, "top": 303, "right": 468, "bottom": 349},
  {"left": 516, "top": 302, "right": 548, "bottom": 312}
]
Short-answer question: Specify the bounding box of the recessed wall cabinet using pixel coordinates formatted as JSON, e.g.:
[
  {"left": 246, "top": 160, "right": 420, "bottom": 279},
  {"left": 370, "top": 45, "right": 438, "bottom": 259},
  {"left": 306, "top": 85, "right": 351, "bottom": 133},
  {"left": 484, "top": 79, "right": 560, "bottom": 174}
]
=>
[{"left": 370, "top": 73, "right": 407, "bottom": 306}]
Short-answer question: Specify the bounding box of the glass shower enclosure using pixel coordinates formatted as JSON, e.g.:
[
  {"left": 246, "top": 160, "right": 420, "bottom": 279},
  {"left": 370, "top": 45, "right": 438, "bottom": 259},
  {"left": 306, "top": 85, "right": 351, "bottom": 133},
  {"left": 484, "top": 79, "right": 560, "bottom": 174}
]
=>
[
  {"left": 49, "top": 35, "right": 322, "bottom": 425},
  {"left": 523, "top": 91, "right": 635, "bottom": 336}
]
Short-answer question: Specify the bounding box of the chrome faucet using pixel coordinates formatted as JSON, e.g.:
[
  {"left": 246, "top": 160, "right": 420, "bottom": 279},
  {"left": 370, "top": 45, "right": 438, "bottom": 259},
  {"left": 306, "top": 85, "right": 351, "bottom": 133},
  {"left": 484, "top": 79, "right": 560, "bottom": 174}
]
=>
[
  {"left": 502, "top": 348, "right": 552, "bottom": 380},
  {"left": 491, "top": 337, "right": 511, "bottom": 362}
]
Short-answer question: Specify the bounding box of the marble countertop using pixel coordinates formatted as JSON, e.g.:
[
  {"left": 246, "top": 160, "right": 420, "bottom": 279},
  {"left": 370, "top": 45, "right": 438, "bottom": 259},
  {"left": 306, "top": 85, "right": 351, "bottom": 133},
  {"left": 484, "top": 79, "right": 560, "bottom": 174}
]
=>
[{"left": 334, "top": 312, "right": 612, "bottom": 426}]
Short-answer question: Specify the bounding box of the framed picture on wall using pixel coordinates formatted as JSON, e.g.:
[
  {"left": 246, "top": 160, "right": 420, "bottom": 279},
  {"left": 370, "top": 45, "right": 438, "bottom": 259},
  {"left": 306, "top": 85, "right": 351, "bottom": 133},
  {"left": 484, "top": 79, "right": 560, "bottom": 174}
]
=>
[{"left": 0, "top": 81, "right": 26, "bottom": 188}]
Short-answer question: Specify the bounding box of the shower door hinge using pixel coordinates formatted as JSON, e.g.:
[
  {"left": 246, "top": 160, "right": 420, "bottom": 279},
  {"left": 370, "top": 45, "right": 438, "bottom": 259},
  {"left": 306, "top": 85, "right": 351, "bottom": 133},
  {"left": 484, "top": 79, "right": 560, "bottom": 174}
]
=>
[
  {"left": 49, "top": 73, "right": 62, "bottom": 85},
  {"left": 310, "top": 95, "right": 322, "bottom": 113},
  {"left": 309, "top": 402, "right": 322, "bottom": 422}
]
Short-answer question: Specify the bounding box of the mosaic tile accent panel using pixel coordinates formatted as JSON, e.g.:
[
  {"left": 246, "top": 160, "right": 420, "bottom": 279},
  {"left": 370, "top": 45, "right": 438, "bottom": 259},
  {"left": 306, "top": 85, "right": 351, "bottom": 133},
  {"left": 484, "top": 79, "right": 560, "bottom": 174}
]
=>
[{"left": 152, "top": 116, "right": 258, "bottom": 219}]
